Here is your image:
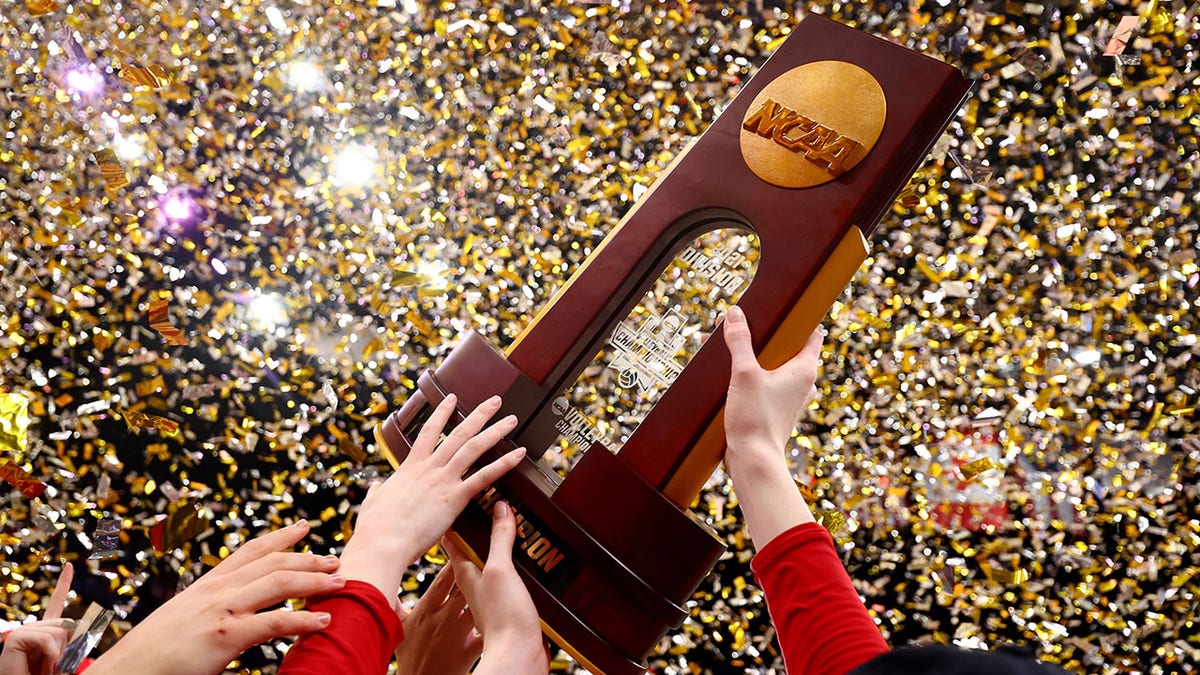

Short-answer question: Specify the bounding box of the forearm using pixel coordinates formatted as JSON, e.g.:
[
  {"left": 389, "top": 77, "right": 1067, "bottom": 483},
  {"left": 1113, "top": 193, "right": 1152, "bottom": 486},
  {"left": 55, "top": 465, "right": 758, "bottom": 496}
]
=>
[
  {"left": 725, "top": 445, "right": 815, "bottom": 548},
  {"left": 472, "top": 638, "right": 548, "bottom": 675}
]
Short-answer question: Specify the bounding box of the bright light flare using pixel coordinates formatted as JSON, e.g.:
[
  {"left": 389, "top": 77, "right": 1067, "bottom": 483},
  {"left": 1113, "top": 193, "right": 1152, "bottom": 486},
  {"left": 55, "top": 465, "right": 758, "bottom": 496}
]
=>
[
  {"left": 330, "top": 144, "right": 379, "bottom": 187},
  {"left": 64, "top": 65, "right": 105, "bottom": 96},
  {"left": 162, "top": 193, "right": 195, "bottom": 222},
  {"left": 286, "top": 61, "right": 325, "bottom": 92},
  {"left": 248, "top": 293, "right": 289, "bottom": 329}
]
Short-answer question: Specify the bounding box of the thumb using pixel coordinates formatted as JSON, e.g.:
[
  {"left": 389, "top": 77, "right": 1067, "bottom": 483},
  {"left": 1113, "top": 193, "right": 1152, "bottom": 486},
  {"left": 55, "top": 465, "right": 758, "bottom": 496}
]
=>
[
  {"left": 722, "top": 306, "right": 758, "bottom": 374},
  {"left": 487, "top": 502, "right": 517, "bottom": 570}
]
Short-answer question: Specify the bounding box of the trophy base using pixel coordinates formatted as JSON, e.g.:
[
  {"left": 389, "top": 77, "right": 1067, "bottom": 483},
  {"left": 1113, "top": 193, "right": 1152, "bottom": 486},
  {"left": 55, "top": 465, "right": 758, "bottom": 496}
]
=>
[{"left": 375, "top": 332, "right": 726, "bottom": 674}]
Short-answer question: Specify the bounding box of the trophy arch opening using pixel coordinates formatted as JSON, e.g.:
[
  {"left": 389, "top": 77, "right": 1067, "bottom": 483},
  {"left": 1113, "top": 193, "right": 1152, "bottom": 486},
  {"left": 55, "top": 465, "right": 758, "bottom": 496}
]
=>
[{"left": 539, "top": 224, "right": 761, "bottom": 479}]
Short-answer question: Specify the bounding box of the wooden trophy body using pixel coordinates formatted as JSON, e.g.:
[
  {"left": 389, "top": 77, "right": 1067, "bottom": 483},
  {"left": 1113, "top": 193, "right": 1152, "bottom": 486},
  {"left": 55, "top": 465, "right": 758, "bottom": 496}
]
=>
[{"left": 376, "top": 14, "right": 971, "bottom": 674}]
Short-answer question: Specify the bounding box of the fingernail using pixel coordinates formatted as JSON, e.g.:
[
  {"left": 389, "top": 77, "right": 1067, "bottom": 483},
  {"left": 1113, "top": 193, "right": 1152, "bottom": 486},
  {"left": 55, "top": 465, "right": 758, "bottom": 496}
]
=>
[
  {"left": 292, "top": 520, "right": 309, "bottom": 529},
  {"left": 61, "top": 618, "right": 77, "bottom": 633},
  {"left": 317, "top": 612, "right": 332, "bottom": 627},
  {"left": 496, "top": 501, "right": 510, "bottom": 517},
  {"left": 330, "top": 574, "right": 346, "bottom": 585},
  {"left": 727, "top": 305, "right": 745, "bottom": 323},
  {"left": 502, "top": 414, "right": 518, "bottom": 425},
  {"left": 511, "top": 446, "right": 527, "bottom": 457},
  {"left": 323, "top": 555, "right": 340, "bottom": 566},
  {"left": 486, "top": 394, "right": 502, "bottom": 406}
]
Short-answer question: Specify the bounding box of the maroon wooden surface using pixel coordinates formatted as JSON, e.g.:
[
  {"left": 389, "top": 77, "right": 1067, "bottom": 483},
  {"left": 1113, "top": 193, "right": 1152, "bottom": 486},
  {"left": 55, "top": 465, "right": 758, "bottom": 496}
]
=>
[{"left": 502, "top": 14, "right": 971, "bottom": 494}]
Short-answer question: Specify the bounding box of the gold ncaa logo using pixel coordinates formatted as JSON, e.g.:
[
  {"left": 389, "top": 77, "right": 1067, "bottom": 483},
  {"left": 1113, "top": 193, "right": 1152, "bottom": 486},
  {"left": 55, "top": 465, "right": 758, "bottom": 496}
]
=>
[{"left": 740, "top": 61, "right": 886, "bottom": 189}]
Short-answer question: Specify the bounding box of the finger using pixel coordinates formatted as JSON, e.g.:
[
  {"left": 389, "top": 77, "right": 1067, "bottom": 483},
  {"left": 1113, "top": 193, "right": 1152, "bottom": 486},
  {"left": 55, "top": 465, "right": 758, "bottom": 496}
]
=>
[
  {"left": 443, "top": 536, "right": 483, "bottom": 600},
  {"left": 241, "top": 608, "right": 333, "bottom": 645},
  {"left": 722, "top": 305, "right": 759, "bottom": 375},
  {"left": 422, "top": 563, "right": 458, "bottom": 607},
  {"left": 486, "top": 502, "right": 518, "bottom": 571},
  {"left": 215, "top": 520, "right": 311, "bottom": 575},
  {"left": 461, "top": 447, "right": 525, "bottom": 495},
  {"left": 443, "top": 584, "right": 469, "bottom": 617},
  {"left": 43, "top": 562, "right": 74, "bottom": 620},
  {"left": 445, "top": 414, "right": 518, "bottom": 475},
  {"left": 432, "top": 396, "right": 504, "bottom": 465},
  {"left": 229, "top": 550, "right": 340, "bottom": 587},
  {"left": 231, "top": 570, "right": 347, "bottom": 613},
  {"left": 410, "top": 394, "right": 459, "bottom": 459}
]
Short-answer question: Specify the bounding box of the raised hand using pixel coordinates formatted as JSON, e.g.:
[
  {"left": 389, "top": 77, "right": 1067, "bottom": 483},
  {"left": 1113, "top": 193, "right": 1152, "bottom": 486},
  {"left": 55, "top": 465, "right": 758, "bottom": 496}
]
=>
[
  {"left": 722, "top": 305, "right": 824, "bottom": 466},
  {"left": 445, "top": 502, "right": 548, "bottom": 675},
  {"left": 393, "top": 564, "right": 483, "bottom": 675},
  {"left": 85, "top": 521, "right": 344, "bottom": 675},
  {"left": 338, "top": 394, "right": 526, "bottom": 604},
  {"left": 0, "top": 563, "right": 77, "bottom": 675},
  {"left": 721, "top": 305, "right": 822, "bottom": 545}
]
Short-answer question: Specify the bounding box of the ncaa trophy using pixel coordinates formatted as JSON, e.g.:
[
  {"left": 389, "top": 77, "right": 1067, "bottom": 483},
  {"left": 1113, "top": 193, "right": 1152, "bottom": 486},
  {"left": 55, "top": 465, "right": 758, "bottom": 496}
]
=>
[{"left": 375, "top": 14, "right": 972, "bottom": 675}]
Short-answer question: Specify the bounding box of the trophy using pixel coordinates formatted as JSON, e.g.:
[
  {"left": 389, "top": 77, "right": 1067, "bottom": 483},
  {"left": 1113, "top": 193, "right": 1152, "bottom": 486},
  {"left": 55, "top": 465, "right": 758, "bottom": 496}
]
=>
[{"left": 375, "top": 14, "right": 971, "bottom": 675}]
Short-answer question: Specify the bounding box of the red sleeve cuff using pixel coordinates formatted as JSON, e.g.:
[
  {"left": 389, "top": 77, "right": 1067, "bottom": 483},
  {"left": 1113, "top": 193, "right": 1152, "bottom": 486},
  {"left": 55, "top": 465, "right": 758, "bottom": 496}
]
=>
[
  {"left": 750, "top": 522, "right": 889, "bottom": 675},
  {"left": 279, "top": 580, "right": 404, "bottom": 675},
  {"left": 751, "top": 521, "right": 837, "bottom": 575}
]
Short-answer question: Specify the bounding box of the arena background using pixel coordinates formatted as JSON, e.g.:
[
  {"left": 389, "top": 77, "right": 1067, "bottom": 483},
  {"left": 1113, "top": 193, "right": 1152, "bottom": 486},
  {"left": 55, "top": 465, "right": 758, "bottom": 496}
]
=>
[{"left": 1, "top": 0, "right": 1197, "bottom": 672}]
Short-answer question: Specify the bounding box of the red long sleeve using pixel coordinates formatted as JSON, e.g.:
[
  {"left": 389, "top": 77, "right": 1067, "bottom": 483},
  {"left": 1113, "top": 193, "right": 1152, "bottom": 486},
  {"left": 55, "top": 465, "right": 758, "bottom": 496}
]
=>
[
  {"left": 278, "top": 580, "right": 403, "bottom": 675},
  {"left": 751, "top": 522, "right": 889, "bottom": 675}
]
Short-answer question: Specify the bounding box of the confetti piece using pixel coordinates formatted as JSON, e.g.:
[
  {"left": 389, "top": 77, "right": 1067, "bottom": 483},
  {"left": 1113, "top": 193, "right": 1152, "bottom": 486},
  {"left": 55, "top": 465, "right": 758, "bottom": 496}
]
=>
[
  {"left": 56, "top": 603, "right": 114, "bottom": 675},
  {"left": 93, "top": 147, "right": 129, "bottom": 190},
  {"left": 147, "top": 298, "right": 187, "bottom": 346},
  {"left": 0, "top": 460, "right": 48, "bottom": 499},
  {"left": 89, "top": 517, "right": 122, "bottom": 560},
  {"left": 983, "top": 562, "right": 1029, "bottom": 585},
  {"left": 24, "top": 0, "right": 58, "bottom": 15},
  {"left": 150, "top": 503, "right": 212, "bottom": 553},
  {"left": 0, "top": 393, "right": 31, "bottom": 456},
  {"left": 118, "top": 63, "right": 168, "bottom": 89},
  {"left": 960, "top": 456, "right": 997, "bottom": 480},
  {"left": 1103, "top": 16, "right": 1140, "bottom": 56},
  {"left": 119, "top": 410, "right": 180, "bottom": 437}
]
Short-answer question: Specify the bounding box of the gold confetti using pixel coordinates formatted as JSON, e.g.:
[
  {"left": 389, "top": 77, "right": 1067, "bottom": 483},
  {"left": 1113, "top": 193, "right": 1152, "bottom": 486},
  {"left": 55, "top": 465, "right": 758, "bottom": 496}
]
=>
[
  {"left": 118, "top": 63, "right": 169, "bottom": 89},
  {"left": 119, "top": 410, "right": 180, "bottom": 437},
  {"left": 93, "top": 148, "right": 130, "bottom": 190},
  {"left": 23, "top": 0, "right": 57, "bottom": 15},
  {"left": 147, "top": 298, "right": 187, "bottom": 346},
  {"left": 0, "top": 460, "right": 47, "bottom": 499},
  {"left": 959, "top": 456, "right": 997, "bottom": 481},
  {"left": 0, "top": 393, "right": 31, "bottom": 456}
]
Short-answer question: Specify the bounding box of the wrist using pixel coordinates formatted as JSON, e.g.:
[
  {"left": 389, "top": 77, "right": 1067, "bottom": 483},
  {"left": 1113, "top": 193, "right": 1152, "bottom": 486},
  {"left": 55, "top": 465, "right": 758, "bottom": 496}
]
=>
[
  {"left": 725, "top": 443, "right": 790, "bottom": 483},
  {"left": 338, "top": 540, "right": 412, "bottom": 606},
  {"left": 479, "top": 636, "right": 548, "bottom": 672}
]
